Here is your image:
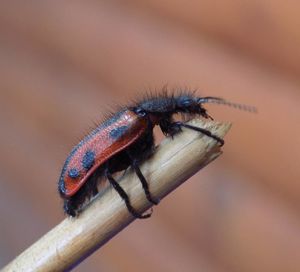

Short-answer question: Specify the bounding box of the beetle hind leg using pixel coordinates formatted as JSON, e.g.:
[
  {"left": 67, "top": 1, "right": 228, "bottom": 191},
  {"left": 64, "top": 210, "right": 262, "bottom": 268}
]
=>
[
  {"left": 63, "top": 199, "right": 79, "bottom": 217},
  {"left": 63, "top": 173, "right": 100, "bottom": 217}
]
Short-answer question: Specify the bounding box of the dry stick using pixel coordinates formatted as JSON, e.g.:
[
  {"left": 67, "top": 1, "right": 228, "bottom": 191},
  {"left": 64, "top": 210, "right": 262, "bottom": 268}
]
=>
[{"left": 2, "top": 119, "right": 231, "bottom": 272}]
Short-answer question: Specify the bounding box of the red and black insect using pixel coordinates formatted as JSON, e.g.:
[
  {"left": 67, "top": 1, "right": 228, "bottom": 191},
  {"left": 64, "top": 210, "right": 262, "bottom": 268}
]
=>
[{"left": 58, "top": 92, "right": 255, "bottom": 218}]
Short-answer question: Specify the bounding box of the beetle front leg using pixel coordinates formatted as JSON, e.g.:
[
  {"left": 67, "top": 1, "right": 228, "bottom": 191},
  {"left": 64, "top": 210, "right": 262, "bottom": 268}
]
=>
[
  {"left": 159, "top": 116, "right": 182, "bottom": 137},
  {"left": 168, "top": 121, "right": 224, "bottom": 146}
]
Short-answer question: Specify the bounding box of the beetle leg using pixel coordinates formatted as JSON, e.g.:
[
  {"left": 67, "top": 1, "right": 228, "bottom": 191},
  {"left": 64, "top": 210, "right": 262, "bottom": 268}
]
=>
[
  {"left": 88, "top": 172, "right": 99, "bottom": 197},
  {"left": 159, "top": 116, "right": 182, "bottom": 138},
  {"left": 63, "top": 199, "right": 77, "bottom": 217},
  {"left": 92, "top": 187, "right": 99, "bottom": 197},
  {"left": 129, "top": 156, "right": 160, "bottom": 205},
  {"left": 105, "top": 166, "right": 152, "bottom": 219},
  {"left": 170, "top": 121, "right": 224, "bottom": 146}
]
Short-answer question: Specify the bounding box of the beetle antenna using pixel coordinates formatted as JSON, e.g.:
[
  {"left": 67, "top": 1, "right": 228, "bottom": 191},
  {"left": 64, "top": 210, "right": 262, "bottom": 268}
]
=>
[{"left": 197, "top": 97, "right": 257, "bottom": 113}]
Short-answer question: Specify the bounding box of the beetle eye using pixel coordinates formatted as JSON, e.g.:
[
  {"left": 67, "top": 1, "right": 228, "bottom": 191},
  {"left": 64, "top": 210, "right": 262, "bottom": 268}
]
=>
[
  {"left": 179, "top": 98, "right": 192, "bottom": 107},
  {"left": 134, "top": 107, "right": 147, "bottom": 116}
]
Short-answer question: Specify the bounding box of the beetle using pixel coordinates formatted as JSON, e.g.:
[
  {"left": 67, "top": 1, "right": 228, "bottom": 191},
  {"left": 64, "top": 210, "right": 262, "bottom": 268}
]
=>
[{"left": 58, "top": 92, "right": 255, "bottom": 218}]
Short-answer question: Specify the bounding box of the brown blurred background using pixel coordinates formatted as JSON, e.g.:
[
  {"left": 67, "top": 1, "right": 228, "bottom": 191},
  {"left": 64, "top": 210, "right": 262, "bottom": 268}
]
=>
[{"left": 1, "top": 1, "right": 300, "bottom": 271}]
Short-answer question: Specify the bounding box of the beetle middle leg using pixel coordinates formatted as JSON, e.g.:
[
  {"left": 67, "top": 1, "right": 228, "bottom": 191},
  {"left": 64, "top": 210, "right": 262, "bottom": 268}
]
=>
[
  {"left": 127, "top": 151, "right": 159, "bottom": 205},
  {"left": 105, "top": 165, "right": 152, "bottom": 219}
]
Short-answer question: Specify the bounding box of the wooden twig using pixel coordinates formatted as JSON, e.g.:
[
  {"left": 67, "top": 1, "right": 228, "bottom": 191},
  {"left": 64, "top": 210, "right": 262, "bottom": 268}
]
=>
[{"left": 2, "top": 119, "right": 231, "bottom": 272}]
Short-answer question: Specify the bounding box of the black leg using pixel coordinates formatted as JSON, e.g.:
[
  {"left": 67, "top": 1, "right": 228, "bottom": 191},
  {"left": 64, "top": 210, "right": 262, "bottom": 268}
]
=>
[
  {"left": 171, "top": 121, "right": 224, "bottom": 146},
  {"left": 64, "top": 199, "right": 77, "bottom": 217},
  {"left": 87, "top": 172, "right": 99, "bottom": 197},
  {"left": 91, "top": 187, "right": 99, "bottom": 197},
  {"left": 130, "top": 157, "right": 159, "bottom": 205},
  {"left": 159, "top": 116, "right": 181, "bottom": 138},
  {"left": 105, "top": 167, "right": 152, "bottom": 219}
]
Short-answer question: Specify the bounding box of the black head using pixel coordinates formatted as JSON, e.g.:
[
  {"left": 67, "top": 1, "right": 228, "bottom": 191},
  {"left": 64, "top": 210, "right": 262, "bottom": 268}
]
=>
[{"left": 173, "top": 94, "right": 214, "bottom": 119}]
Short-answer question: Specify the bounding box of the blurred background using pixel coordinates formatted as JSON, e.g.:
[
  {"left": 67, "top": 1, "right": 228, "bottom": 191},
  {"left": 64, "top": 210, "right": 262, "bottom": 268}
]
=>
[{"left": 0, "top": 1, "right": 300, "bottom": 271}]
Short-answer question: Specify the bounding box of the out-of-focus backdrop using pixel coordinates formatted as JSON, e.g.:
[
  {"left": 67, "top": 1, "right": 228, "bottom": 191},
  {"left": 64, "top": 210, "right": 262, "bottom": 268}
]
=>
[{"left": 1, "top": 1, "right": 300, "bottom": 271}]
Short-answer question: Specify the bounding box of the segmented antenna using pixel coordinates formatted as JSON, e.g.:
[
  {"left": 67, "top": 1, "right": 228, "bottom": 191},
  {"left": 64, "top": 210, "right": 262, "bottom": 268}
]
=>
[{"left": 197, "top": 97, "right": 257, "bottom": 113}]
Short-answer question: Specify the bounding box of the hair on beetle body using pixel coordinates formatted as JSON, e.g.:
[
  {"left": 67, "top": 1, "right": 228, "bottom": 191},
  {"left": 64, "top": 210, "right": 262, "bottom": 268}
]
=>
[{"left": 58, "top": 90, "right": 255, "bottom": 218}]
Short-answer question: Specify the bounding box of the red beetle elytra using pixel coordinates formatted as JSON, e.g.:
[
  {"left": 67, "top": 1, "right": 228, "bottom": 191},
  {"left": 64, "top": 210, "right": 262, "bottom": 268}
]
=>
[{"left": 59, "top": 92, "right": 255, "bottom": 218}]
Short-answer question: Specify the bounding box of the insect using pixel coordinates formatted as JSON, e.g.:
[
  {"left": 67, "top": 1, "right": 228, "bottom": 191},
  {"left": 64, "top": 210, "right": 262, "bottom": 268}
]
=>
[{"left": 58, "top": 92, "right": 255, "bottom": 218}]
